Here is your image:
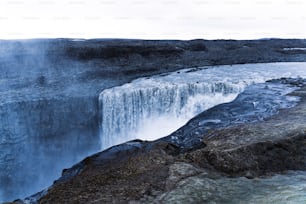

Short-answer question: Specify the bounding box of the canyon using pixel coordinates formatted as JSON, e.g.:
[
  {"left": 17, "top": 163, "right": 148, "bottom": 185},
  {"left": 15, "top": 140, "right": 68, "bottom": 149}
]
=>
[{"left": 1, "top": 39, "right": 306, "bottom": 203}]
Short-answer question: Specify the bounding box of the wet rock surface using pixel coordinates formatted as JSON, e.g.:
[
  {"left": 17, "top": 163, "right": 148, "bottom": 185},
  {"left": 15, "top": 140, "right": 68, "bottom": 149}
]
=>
[
  {"left": 162, "top": 80, "right": 300, "bottom": 149},
  {"left": 151, "top": 170, "right": 306, "bottom": 203},
  {"left": 13, "top": 79, "right": 306, "bottom": 204}
]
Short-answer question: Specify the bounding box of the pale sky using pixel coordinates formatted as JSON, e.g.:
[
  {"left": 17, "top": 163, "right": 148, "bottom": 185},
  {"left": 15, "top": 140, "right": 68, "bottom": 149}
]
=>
[{"left": 0, "top": 0, "right": 305, "bottom": 40}]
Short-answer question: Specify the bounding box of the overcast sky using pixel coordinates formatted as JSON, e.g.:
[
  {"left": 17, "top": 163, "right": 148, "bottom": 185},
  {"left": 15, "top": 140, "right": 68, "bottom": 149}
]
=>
[{"left": 0, "top": 0, "right": 305, "bottom": 40}]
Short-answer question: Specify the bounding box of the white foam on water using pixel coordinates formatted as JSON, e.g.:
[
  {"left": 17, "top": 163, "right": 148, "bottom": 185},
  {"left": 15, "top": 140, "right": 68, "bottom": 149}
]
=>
[
  {"left": 132, "top": 93, "right": 237, "bottom": 141},
  {"left": 283, "top": 48, "right": 306, "bottom": 51}
]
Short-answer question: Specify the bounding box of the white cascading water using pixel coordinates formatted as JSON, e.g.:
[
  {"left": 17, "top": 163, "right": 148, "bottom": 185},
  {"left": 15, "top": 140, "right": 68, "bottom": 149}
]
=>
[
  {"left": 99, "top": 62, "right": 306, "bottom": 149},
  {"left": 100, "top": 83, "right": 240, "bottom": 148}
]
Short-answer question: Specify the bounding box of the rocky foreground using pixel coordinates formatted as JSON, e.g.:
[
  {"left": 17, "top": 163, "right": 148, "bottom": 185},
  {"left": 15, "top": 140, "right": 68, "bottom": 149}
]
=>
[{"left": 9, "top": 79, "right": 305, "bottom": 204}]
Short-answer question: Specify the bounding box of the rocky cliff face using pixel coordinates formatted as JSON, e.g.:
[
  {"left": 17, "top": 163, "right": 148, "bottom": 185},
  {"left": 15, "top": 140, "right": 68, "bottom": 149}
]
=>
[{"left": 1, "top": 39, "right": 306, "bottom": 202}]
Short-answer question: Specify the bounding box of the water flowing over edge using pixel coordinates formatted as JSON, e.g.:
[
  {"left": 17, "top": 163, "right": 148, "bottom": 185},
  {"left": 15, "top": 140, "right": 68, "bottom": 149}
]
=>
[{"left": 99, "top": 62, "right": 306, "bottom": 150}]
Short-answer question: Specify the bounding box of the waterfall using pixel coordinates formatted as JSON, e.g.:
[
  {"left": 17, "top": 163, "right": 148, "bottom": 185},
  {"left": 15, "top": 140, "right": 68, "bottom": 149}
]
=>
[
  {"left": 99, "top": 82, "right": 243, "bottom": 149},
  {"left": 99, "top": 62, "right": 306, "bottom": 150}
]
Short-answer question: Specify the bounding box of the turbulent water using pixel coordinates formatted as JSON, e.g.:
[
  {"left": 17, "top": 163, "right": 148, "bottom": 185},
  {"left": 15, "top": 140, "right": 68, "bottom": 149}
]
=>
[{"left": 99, "top": 62, "right": 306, "bottom": 149}]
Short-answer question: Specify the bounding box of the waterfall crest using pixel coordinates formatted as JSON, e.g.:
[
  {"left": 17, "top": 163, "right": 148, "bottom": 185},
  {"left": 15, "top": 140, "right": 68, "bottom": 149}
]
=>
[
  {"left": 99, "top": 82, "right": 242, "bottom": 149},
  {"left": 99, "top": 62, "right": 306, "bottom": 149}
]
